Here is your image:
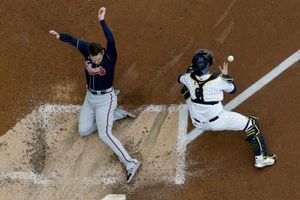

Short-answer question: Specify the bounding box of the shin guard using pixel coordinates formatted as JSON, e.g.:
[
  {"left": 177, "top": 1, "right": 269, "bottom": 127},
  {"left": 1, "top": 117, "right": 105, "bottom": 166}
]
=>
[{"left": 244, "top": 116, "right": 268, "bottom": 156}]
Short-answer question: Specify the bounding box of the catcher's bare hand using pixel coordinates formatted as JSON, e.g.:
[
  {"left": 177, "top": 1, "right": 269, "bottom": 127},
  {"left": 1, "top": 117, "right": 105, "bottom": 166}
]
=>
[
  {"left": 219, "top": 62, "right": 229, "bottom": 75},
  {"left": 98, "top": 7, "right": 106, "bottom": 21},
  {"left": 49, "top": 30, "right": 60, "bottom": 39}
]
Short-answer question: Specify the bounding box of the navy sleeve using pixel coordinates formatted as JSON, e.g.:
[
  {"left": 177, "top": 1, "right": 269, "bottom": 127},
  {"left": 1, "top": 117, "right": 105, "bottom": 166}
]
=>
[
  {"left": 59, "top": 33, "right": 90, "bottom": 58},
  {"left": 100, "top": 20, "right": 117, "bottom": 60},
  {"left": 222, "top": 74, "right": 237, "bottom": 94},
  {"left": 229, "top": 82, "right": 237, "bottom": 94}
]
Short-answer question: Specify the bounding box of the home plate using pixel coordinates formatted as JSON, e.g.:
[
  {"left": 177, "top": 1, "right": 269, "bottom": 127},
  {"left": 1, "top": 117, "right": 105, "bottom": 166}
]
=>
[{"left": 101, "top": 194, "right": 126, "bottom": 200}]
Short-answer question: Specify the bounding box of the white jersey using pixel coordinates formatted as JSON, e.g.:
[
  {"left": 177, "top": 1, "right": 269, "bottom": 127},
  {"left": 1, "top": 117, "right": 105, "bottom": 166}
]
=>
[{"left": 178, "top": 72, "right": 235, "bottom": 122}]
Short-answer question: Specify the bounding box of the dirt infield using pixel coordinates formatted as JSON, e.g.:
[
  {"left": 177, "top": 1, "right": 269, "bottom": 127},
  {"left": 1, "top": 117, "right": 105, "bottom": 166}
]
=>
[
  {"left": 1, "top": 0, "right": 300, "bottom": 199},
  {"left": 0, "top": 105, "right": 184, "bottom": 199}
]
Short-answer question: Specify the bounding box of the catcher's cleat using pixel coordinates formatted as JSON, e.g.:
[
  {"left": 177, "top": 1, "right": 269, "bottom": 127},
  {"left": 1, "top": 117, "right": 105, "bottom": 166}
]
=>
[
  {"left": 255, "top": 154, "right": 277, "bottom": 168},
  {"left": 126, "top": 160, "right": 141, "bottom": 183}
]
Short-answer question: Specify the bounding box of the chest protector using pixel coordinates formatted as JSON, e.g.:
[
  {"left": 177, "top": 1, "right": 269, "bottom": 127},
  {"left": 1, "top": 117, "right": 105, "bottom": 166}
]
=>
[{"left": 189, "top": 72, "right": 220, "bottom": 105}]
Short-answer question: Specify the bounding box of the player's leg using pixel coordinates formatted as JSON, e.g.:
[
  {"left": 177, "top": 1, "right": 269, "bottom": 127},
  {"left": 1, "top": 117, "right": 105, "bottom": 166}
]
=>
[
  {"left": 209, "top": 111, "right": 249, "bottom": 131},
  {"left": 114, "top": 107, "right": 137, "bottom": 121},
  {"left": 211, "top": 111, "right": 276, "bottom": 168},
  {"left": 113, "top": 89, "right": 136, "bottom": 121},
  {"left": 78, "top": 92, "right": 97, "bottom": 136},
  {"left": 243, "top": 116, "right": 277, "bottom": 168},
  {"left": 95, "top": 93, "right": 140, "bottom": 183}
]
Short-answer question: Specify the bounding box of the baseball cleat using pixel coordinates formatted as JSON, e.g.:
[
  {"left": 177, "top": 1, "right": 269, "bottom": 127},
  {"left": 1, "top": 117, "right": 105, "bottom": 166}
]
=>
[
  {"left": 126, "top": 112, "right": 137, "bottom": 119},
  {"left": 255, "top": 154, "right": 277, "bottom": 168},
  {"left": 126, "top": 160, "right": 141, "bottom": 183}
]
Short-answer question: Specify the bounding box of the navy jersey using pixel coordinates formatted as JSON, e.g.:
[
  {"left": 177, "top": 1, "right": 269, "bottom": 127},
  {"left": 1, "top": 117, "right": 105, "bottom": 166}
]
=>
[{"left": 59, "top": 20, "right": 117, "bottom": 91}]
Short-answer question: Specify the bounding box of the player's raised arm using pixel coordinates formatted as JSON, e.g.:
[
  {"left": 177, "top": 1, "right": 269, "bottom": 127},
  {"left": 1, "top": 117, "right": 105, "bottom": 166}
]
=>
[
  {"left": 218, "top": 62, "right": 228, "bottom": 75},
  {"left": 49, "top": 30, "right": 60, "bottom": 39},
  {"left": 49, "top": 30, "right": 89, "bottom": 57},
  {"left": 98, "top": 7, "right": 117, "bottom": 59},
  {"left": 218, "top": 62, "right": 237, "bottom": 94}
]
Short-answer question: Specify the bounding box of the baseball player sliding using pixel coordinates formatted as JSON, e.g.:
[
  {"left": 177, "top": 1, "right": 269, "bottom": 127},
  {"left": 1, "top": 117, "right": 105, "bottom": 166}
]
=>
[
  {"left": 178, "top": 49, "right": 277, "bottom": 168},
  {"left": 49, "top": 7, "right": 140, "bottom": 183}
]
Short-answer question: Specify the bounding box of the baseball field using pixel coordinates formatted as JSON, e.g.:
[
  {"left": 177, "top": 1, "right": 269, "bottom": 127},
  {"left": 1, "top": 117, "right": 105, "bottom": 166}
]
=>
[{"left": 1, "top": 0, "right": 300, "bottom": 199}]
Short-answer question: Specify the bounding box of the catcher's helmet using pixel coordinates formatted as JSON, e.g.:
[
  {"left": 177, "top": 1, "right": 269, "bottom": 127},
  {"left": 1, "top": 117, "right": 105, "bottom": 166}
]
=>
[{"left": 191, "top": 49, "right": 215, "bottom": 75}]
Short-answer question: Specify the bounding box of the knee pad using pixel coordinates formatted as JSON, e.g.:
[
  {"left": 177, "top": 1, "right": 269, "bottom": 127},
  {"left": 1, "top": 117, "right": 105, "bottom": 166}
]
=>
[{"left": 244, "top": 116, "right": 260, "bottom": 137}]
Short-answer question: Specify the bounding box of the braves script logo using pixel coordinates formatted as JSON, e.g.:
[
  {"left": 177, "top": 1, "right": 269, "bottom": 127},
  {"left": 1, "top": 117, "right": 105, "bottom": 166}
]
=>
[{"left": 85, "top": 61, "right": 106, "bottom": 76}]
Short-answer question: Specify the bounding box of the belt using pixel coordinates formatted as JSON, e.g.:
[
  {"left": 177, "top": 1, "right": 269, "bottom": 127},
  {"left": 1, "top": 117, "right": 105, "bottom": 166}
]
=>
[
  {"left": 88, "top": 87, "right": 113, "bottom": 95},
  {"left": 194, "top": 116, "right": 219, "bottom": 123},
  {"left": 191, "top": 99, "right": 220, "bottom": 105}
]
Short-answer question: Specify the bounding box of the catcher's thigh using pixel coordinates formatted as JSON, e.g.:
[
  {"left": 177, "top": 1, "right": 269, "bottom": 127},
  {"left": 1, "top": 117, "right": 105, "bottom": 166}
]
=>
[{"left": 208, "top": 111, "right": 249, "bottom": 131}]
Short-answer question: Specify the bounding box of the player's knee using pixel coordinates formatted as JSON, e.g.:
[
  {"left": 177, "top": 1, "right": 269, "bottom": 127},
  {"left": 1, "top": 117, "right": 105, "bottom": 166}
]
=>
[
  {"left": 78, "top": 126, "right": 93, "bottom": 136},
  {"left": 243, "top": 116, "right": 260, "bottom": 137}
]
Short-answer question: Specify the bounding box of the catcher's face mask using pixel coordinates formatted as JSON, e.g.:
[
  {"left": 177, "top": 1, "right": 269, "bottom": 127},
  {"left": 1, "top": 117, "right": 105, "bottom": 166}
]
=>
[
  {"left": 192, "top": 53, "right": 210, "bottom": 74},
  {"left": 191, "top": 49, "right": 215, "bottom": 75}
]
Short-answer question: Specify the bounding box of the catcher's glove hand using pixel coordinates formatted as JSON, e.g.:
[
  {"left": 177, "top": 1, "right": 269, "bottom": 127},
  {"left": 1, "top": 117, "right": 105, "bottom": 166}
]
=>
[{"left": 181, "top": 85, "right": 190, "bottom": 100}]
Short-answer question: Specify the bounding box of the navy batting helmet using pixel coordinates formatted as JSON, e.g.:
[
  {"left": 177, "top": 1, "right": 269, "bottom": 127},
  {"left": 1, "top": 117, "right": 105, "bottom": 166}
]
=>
[{"left": 191, "top": 49, "right": 215, "bottom": 75}]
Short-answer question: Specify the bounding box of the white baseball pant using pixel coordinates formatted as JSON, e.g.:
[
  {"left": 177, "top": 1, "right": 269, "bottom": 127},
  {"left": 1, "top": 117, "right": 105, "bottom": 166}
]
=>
[
  {"left": 192, "top": 110, "right": 250, "bottom": 132},
  {"left": 78, "top": 90, "right": 137, "bottom": 170}
]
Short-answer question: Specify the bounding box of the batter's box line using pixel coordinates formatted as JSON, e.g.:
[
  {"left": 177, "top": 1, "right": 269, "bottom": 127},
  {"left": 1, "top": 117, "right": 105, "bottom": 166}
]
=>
[
  {"left": 175, "top": 104, "right": 189, "bottom": 184},
  {"left": 0, "top": 171, "right": 47, "bottom": 185},
  {"left": 0, "top": 171, "right": 121, "bottom": 186}
]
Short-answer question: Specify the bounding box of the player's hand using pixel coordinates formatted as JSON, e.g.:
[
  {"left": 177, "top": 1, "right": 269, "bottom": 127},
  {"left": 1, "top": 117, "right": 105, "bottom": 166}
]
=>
[
  {"left": 49, "top": 30, "right": 60, "bottom": 39},
  {"left": 98, "top": 7, "right": 106, "bottom": 21},
  {"left": 219, "top": 62, "right": 229, "bottom": 75}
]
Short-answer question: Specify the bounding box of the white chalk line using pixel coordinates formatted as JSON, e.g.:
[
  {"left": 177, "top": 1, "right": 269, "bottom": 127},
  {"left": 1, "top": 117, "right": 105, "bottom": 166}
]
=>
[
  {"left": 141, "top": 104, "right": 183, "bottom": 113},
  {"left": 0, "top": 171, "right": 118, "bottom": 185},
  {"left": 175, "top": 104, "right": 189, "bottom": 184},
  {"left": 141, "top": 103, "right": 189, "bottom": 184},
  {"left": 38, "top": 104, "right": 81, "bottom": 130},
  {"left": 0, "top": 171, "right": 47, "bottom": 185},
  {"left": 186, "top": 49, "right": 300, "bottom": 144}
]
